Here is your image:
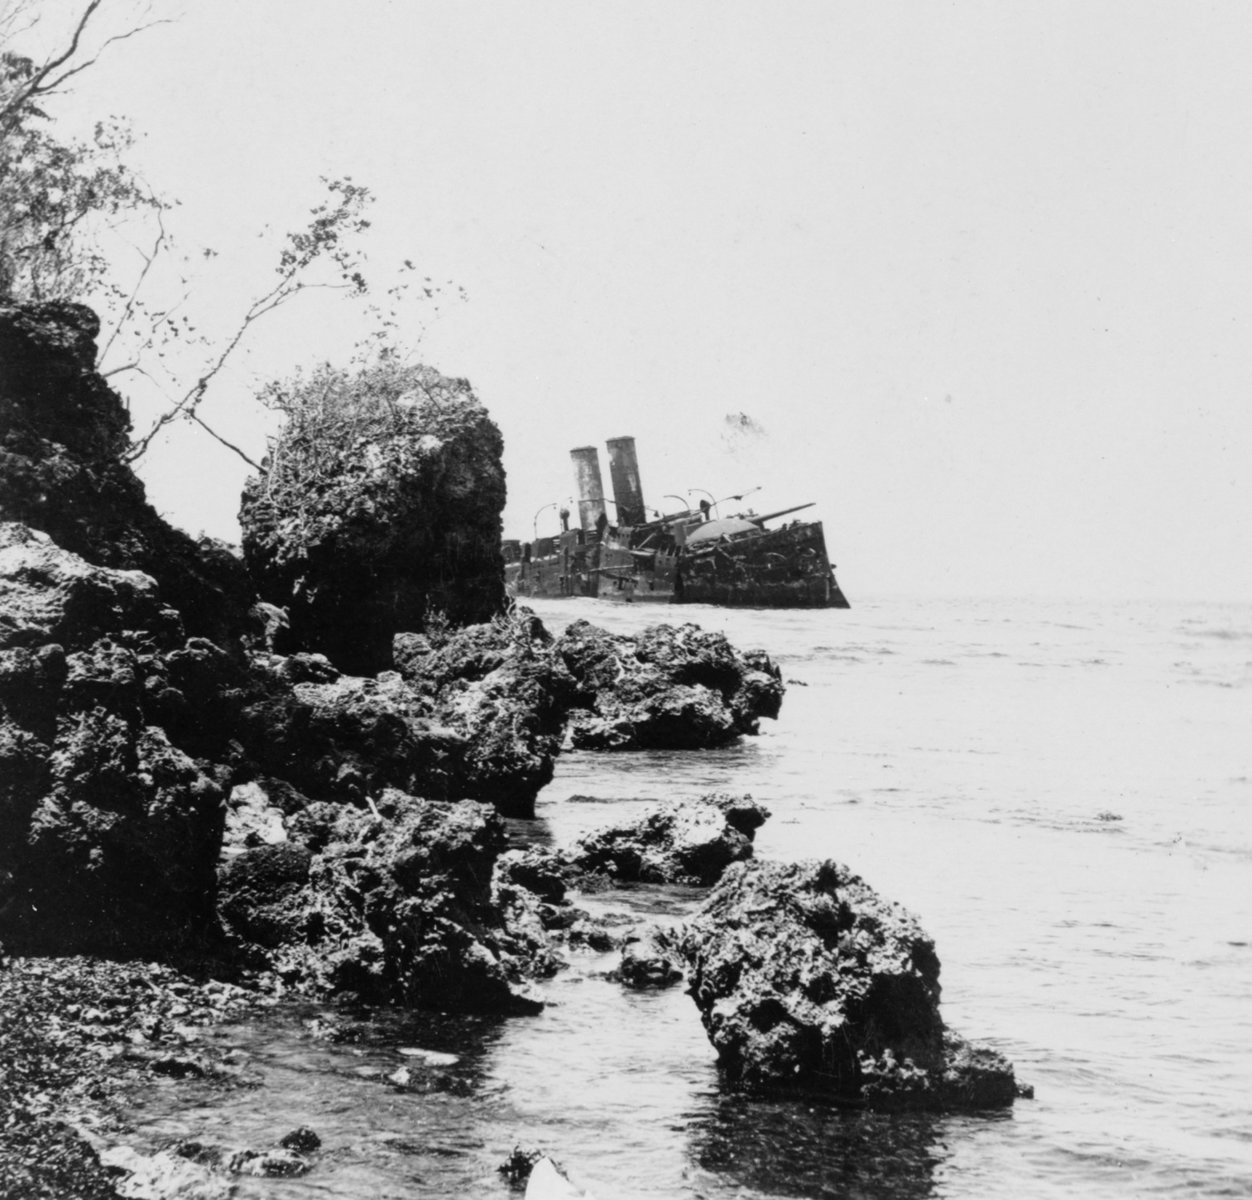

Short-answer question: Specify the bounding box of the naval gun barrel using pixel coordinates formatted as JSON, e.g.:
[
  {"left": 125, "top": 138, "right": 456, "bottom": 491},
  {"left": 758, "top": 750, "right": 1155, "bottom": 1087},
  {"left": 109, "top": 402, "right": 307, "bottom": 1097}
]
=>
[{"left": 743, "top": 502, "right": 817, "bottom": 526}]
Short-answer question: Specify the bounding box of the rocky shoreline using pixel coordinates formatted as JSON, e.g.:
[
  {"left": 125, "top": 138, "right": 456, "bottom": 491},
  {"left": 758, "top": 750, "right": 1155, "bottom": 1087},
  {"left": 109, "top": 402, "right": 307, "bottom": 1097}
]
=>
[{"left": 1, "top": 299, "right": 1024, "bottom": 1196}]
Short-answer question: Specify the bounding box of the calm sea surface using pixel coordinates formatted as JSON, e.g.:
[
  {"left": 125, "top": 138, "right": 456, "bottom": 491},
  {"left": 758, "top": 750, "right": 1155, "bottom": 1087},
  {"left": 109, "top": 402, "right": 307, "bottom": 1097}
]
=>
[{"left": 120, "top": 596, "right": 1252, "bottom": 1198}]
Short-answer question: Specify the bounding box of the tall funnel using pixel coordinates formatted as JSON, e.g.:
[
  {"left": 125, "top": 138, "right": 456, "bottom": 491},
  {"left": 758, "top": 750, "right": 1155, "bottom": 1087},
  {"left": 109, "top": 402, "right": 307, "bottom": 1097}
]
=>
[
  {"left": 605, "top": 435, "right": 646, "bottom": 526},
  {"left": 570, "top": 445, "right": 607, "bottom": 534}
]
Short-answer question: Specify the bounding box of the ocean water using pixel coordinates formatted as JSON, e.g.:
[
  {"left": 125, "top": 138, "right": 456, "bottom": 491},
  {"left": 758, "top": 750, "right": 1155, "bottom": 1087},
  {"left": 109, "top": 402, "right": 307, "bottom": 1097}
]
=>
[{"left": 118, "top": 596, "right": 1252, "bottom": 1198}]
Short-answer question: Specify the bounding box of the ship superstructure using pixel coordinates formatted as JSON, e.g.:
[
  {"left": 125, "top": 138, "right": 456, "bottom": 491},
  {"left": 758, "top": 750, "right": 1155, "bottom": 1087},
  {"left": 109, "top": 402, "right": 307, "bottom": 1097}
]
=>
[{"left": 503, "top": 437, "right": 849, "bottom": 608}]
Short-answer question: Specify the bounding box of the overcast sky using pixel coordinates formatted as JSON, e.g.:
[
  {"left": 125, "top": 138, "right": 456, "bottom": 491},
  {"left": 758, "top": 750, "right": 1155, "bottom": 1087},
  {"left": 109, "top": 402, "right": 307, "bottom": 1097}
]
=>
[{"left": 41, "top": 0, "right": 1252, "bottom": 600}]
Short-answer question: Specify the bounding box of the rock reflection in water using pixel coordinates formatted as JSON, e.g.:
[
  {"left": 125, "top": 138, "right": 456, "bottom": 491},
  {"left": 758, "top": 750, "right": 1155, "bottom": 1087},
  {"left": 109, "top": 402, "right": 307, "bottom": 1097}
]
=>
[{"left": 685, "top": 1092, "right": 952, "bottom": 1200}]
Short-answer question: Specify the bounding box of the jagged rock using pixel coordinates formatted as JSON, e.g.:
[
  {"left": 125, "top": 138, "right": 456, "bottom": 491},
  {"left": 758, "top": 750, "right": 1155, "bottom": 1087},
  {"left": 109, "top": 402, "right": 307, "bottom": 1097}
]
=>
[
  {"left": 238, "top": 668, "right": 465, "bottom": 804},
  {"left": 568, "top": 793, "right": 770, "bottom": 886},
  {"left": 614, "top": 926, "right": 684, "bottom": 989},
  {"left": 394, "top": 613, "right": 576, "bottom": 817},
  {"left": 173, "top": 1138, "right": 314, "bottom": 1178},
  {"left": 555, "top": 620, "right": 783, "bottom": 750},
  {"left": 217, "top": 789, "right": 543, "bottom": 1014},
  {"left": 0, "top": 528, "right": 223, "bottom": 956},
  {"left": 238, "top": 367, "right": 507, "bottom": 675},
  {"left": 0, "top": 301, "right": 256, "bottom": 648},
  {"left": 680, "top": 859, "right": 1019, "bottom": 1110},
  {"left": 0, "top": 301, "right": 566, "bottom": 1013},
  {"left": 493, "top": 846, "right": 568, "bottom": 905},
  {"left": 222, "top": 780, "right": 289, "bottom": 850},
  {"left": 0, "top": 523, "right": 174, "bottom": 653},
  {"left": 563, "top": 912, "right": 637, "bottom": 953},
  {"left": 278, "top": 1127, "right": 321, "bottom": 1153}
]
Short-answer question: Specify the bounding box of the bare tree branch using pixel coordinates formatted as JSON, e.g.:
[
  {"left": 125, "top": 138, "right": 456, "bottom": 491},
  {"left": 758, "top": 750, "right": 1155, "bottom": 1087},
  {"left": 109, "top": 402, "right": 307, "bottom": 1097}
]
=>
[
  {"left": 0, "top": 0, "right": 103, "bottom": 131},
  {"left": 40, "top": 18, "right": 175, "bottom": 96},
  {"left": 99, "top": 207, "right": 167, "bottom": 364},
  {"left": 187, "top": 411, "right": 262, "bottom": 471}
]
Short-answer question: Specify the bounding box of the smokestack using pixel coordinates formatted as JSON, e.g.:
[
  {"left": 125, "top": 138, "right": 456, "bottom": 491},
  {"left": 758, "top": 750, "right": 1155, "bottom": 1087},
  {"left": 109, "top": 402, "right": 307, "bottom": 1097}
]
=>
[
  {"left": 570, "top": 446, "right": 608, "bottom": 533},
  {"left": 605, "top": 436, "right": 646, "bottom": 526}
]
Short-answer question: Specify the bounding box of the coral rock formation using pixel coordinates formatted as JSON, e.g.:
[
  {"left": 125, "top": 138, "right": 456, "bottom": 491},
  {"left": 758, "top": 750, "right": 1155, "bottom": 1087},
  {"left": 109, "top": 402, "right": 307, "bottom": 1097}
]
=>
[
  {"left": 680, "top": 859, "right": 1019, "bottom": 1110},
  {"left": 555, "top": 620, "right": 784, "bottom": 750},
  {"left": 238, "top": 368, "right": 507, "bottom": 675},
  {"left": 568, "top": 793, "right": 770, "bottom": 886}
]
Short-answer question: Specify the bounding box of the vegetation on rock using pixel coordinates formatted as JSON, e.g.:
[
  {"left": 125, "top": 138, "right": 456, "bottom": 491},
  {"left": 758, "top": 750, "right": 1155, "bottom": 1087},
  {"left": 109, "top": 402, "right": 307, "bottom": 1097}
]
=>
[{"left": 240, "top": 358, "right": 508, "bottom": 674}]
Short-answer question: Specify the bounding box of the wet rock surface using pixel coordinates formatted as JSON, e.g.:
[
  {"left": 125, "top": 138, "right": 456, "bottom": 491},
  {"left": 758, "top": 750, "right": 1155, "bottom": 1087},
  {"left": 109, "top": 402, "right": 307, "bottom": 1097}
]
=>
[
  {"left": 680, "top": 859, "right": 1019, "bottom": 1110},
  {"left": 0, "top": 954, "right": 264, "bottom": 1200},
  {"left": 218, "top": 788, "right": 544, "bottom": 1013},
  {"left": 567, "top": 792, "right": 770, "bottom": 886},
  {"left": 393, "top": 613, "right": 576, "bottom": 816},
  {"left": 613, "top": 926, "right": 685, "bottom": 990}
]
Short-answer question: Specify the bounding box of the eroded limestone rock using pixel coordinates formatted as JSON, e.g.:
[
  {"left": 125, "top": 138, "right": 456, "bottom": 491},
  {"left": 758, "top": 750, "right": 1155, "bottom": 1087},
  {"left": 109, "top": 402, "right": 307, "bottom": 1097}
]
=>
[
  {"left": 238, "top": 368, "right": 506, "bottom": 675},
  {"left": 680, "top": 859, "right": 1019, "bottom": 1110},
  {"left": 555, "top": 620, "right": 784, "bottom": 750},
  {"left": 568, "top": 793, "right": 770, "bottom": 886}
]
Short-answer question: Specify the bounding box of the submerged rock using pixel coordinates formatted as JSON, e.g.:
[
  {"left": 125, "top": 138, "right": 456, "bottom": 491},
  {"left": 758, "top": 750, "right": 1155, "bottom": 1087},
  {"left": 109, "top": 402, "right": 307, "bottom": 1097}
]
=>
[
  {"left": 680, "top": 859, "right": 1019, "bottom": 1110},
  {"left": 614, "top": 926, "right": 685, "bottom": 990},
  {"left": 568, "top": 793, "right": 770, "bottom": 886}
]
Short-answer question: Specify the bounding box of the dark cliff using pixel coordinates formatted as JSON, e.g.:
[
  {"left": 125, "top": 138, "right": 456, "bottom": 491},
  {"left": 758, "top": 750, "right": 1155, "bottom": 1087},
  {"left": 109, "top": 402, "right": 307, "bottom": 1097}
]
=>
[{"left": 0, "top": 301, "right": 255, "bottom": 649}]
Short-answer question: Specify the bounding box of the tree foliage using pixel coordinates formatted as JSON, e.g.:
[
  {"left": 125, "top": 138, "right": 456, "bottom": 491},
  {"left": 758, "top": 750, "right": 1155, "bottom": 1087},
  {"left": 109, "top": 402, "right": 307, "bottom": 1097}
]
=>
[
  {"left": 0, "top": 0, "right": 164, "bottom": 301},
  {"left": 2, "top": 2, "right": 453, "bottom": 469},
  {"left": 256, "top": 355, "right": 477, "bottom": 489}
]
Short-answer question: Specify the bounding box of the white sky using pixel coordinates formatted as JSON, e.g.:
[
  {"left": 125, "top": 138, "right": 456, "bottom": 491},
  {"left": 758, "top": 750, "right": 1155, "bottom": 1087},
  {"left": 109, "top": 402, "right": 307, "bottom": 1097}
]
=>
[{"left": 34, "top": 0, "right": 1252, "bottom": 600}]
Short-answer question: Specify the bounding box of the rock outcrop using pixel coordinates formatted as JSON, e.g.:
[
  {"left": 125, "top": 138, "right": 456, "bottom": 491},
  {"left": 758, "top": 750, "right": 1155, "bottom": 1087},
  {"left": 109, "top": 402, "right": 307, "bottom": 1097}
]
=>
[
  {"left": 217, "top": 788, "right": 542, "bottom": 1013},
  {"left": 568, "top": 793, "right": 770, "bottom": 886},
  {"left": 680, "top": 859, "right": 1019, "bottom": 1110},
  {"left": 0, "top": 302, "right": 540, "bottom": 1003},
  {"left": 0, "top": 524, "right": 223, "bottom": 956},
  {"left": 238, "top": 366, "right": 507, "bottom": 676},
  {"left": 0, "top": 298, "right": 791, "bottom": 1023},
  {"left": 555, "top": 620, "right": 784, "bottom": 750},
  {"left": 393, "top": 613, "right": 575, "bottom": 816}
]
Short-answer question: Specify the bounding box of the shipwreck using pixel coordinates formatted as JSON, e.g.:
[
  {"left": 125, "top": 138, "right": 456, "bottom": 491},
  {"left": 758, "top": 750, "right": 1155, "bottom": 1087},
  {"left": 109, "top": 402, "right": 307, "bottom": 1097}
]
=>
[{"left": 503, "top": 437, "right": 850, "bottom": 608}]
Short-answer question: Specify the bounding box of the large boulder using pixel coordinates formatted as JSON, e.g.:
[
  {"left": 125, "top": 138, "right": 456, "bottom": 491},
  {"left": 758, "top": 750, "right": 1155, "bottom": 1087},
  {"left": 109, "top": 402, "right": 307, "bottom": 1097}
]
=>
[
  {"left": 555, "top": 620, "right": 783, "bottom": 750},
  {"left": 238, "top": 367, "right": 507, "bottom": 675},
  {"left": 680, "top": 859, "right": 1020, "bottom": 1110},
  {"left": 217, "top": 788, "right": 542, "bottom": 1013},
  {"left": 568, "top": 793, "right": 770, "bottom": 886}
]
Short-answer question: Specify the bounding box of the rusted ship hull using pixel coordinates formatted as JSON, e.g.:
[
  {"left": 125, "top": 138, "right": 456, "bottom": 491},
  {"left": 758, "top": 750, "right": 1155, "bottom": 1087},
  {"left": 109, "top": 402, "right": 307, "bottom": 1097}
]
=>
[
  {"left": 504, "top": 520, "right": 848, "bottom": 608},
  {"left": 677, "top": 519, "right": 849, "bottom": 608},
  {"left": 503, "top": 436, "right": 850, "bottom": 609}
]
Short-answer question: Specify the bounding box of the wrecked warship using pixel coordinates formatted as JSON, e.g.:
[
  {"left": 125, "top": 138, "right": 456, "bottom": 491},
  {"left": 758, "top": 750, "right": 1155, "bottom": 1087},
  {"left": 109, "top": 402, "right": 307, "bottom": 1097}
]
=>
[{"left": 504, "top": 436, "right": 850, "bottom": 608}]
